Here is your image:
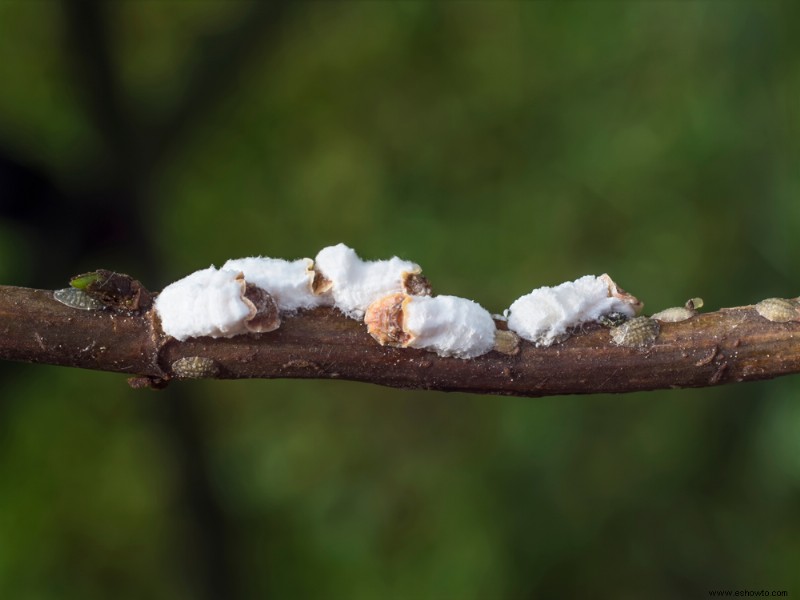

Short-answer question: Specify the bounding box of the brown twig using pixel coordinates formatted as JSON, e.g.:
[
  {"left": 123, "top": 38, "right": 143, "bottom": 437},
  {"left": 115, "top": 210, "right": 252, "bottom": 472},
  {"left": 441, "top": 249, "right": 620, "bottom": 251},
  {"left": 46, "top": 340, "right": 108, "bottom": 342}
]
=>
[{"left": 1, "top": 283, "right": 799, "bottom": 396}]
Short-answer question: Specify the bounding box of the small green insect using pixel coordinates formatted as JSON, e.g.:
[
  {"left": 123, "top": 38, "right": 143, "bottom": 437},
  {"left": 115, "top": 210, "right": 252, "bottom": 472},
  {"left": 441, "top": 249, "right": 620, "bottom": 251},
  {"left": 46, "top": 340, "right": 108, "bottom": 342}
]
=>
[
  {"left": 70, "top": 269, "right": 150, "bottom": 311},
  {"left": 69, "top": 272, "right": 103, "bottom": 290},
  {"left": 53, "top": 288, "right": 104, "bottom": 310},
  {"left": 610, "top": 316, "right": 660, "bottom": 348}
]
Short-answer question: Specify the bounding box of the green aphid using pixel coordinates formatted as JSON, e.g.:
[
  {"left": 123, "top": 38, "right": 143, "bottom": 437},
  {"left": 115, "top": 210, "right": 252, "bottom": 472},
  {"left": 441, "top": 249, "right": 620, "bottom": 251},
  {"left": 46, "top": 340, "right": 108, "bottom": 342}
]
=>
[
  {"left": 69, "top": 272, "right": 103, "bottom": 291},
  {"left": 69, "top": 269, "right": 151, "bottom": 311}
]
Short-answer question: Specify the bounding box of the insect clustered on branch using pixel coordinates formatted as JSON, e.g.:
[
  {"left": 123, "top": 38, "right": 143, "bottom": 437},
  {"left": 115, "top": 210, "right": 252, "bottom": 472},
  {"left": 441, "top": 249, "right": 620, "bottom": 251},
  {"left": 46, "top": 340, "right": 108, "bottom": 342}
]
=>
[
  {"left": 55, "top": 245, "right": 737, "bottom": 361},
  {"left": 144, "top": 243, "right": 661, "bottom": 359}
]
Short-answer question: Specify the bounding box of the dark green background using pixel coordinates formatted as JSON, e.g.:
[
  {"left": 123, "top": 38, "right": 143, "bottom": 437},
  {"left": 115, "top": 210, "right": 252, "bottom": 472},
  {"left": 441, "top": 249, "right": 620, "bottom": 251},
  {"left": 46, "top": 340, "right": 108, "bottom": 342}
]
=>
[{"left": 1, "top": 2, "right": 798, "bottom": 598}]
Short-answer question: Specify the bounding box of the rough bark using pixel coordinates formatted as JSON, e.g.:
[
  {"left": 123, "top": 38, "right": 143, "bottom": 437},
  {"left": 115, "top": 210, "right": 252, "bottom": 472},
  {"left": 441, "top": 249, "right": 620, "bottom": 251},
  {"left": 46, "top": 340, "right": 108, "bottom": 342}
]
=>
[{"left": 1, "top": 283, "right": 799, "bottom": 396}]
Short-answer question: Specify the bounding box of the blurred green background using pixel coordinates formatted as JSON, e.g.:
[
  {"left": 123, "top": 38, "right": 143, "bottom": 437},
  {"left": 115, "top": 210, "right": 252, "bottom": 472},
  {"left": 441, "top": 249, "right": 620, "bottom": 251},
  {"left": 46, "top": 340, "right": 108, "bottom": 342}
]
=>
[{"left": 1, "top": 1, "right": 799, "bottom": 598}]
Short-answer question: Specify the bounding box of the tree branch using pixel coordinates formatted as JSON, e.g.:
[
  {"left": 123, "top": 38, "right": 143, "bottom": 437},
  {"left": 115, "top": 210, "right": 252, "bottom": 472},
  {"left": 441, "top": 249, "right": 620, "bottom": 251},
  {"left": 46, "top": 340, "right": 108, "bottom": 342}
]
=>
[{"left": 2, "top": 283, "right": 799, "bottom": 396}]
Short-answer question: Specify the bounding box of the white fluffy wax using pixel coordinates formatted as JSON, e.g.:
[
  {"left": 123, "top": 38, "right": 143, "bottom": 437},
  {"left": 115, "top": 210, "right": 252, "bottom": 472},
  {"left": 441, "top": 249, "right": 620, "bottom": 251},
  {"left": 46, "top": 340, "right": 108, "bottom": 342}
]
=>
[
  {"left": 404, "top": 295, "right": 496, "bottom": 359},
  {"left": 222, "top": 256, "right": 326, "bottom": 312},
  {"left": 506, "top": 275, "right": 637, "bottom": 346},
  {"left": 155, "top": 267, "right": 253, "bottom": 341},
  {"left": 315, "top": 243, "right": 421, "bottom": 318}
]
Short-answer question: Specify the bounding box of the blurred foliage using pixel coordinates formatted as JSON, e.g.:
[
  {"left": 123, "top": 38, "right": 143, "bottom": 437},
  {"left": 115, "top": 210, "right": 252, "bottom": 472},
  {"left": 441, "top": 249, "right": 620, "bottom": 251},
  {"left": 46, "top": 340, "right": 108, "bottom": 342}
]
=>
[{"left": 1, "top": 1, "right": 800, "bottom": 598}]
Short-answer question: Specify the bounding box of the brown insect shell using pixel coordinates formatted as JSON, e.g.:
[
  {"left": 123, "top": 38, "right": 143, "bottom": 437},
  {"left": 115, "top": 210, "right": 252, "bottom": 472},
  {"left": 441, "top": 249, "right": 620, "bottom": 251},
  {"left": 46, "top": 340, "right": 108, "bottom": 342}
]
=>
[
  {"left": 364, "top": 293, "right": 414, "bottom": 347},
  {"left": 402, "top": 270, "right": 432, "bottom": 297},
  {"left": 311, "top": 266, "right": 333, "bottom": 295},
  {"left": 600, "top": 273, "right": 644, "bottom": 314},
  {"left": 241, "top": 281, "right": 280, "bottom": 333}
]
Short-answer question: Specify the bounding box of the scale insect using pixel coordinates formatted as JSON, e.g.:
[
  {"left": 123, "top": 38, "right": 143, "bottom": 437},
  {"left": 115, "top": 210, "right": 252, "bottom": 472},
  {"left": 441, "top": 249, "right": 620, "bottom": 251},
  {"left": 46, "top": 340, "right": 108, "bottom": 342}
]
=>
[
  {"left": 53, "top": 288, "right": 104, "bottom": 310},
  {"left": 171, "top": 356, "right": 220, "bottom": 379},
  {"left": 506, "top": 274, "right": 643, "bottom": 347},
  {"left": 754, "top": 298, "right": 800, "bottom": 323},
  {"left": 610, "top": 316, "right": 660, "bottom": 348},
  {"left": 314, "top": 243, "right": 428, "bottom": 319},
  {"left": 651, "top": 297, "right": 704, "bottom": 323},
  {"left": 155, "top": 267, "right": 280, "bottom": 340},
  {"left": 364, "top": 292, "right": 497, "bottom": 359}
]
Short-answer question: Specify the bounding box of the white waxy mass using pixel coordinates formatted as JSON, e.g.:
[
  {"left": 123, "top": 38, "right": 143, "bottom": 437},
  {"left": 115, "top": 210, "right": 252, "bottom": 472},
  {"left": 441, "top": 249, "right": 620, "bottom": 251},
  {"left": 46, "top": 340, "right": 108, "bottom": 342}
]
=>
[
  {"left": 155, "top": 267, "right": 278, "bottom": 341},
  {"left": 506, "top": 274, "right": 642, "bottom": 347},
  {"left": 314, "top": 243, "right": 422, "bottom": 319},
  {"left": 404, "top": 295, "right": 496, "bottom": 358},
  {"left": 365, "top": 293, "right": 497, "bottom": 359},
  {"left": 155, "top": 246, "right": 639, "bottom": 358},
  {"left": 222, "top": 256, "right": 326, "bottom": 312}
]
